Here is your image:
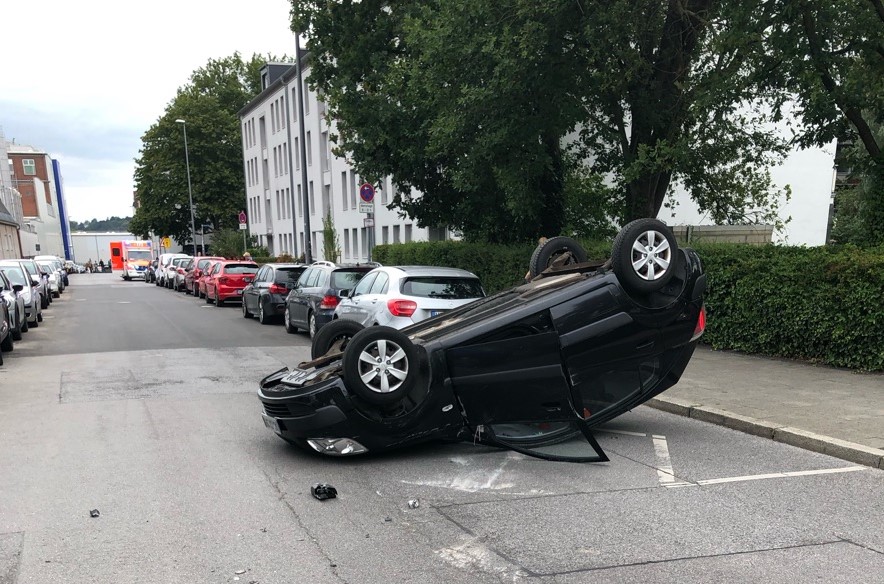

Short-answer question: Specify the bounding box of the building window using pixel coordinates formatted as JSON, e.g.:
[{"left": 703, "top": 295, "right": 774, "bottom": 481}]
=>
[
  {"left": 22, "top": 159, "right": 36, "bottom": 175},
  {"left": 382, "top": 226, "right": 389, "bottom": 244},
  {"left": 298, "top": 185, "right": 303, "bottom": 217},
  {"left": 306, "top": 131, "right": 313, "bottom": 166},
  {"left": 382, "top": 177, "right": 389, "bottom": 205},
  {"left": 344, "top": 229, "right": 350, "bottom": 259},
  {"left": 294, "top": 137, "right": 300, "bottom": 171},
  {"left": 350, "top": 172, "right": 357, "bottom": 208},
  {"left": 393, "top": 225, "right": 401, "bottom": 244},
  {"left": 309, "top": 181, "right": 315, "bottom": 215},
  {"left": 320, "top": 131, "right": 329, "bottom": 172},
  {"left": 404, "top": 224, "right": 412, "bottom": 242},
  {"left": 304, "top": 79, "right": 310, "bottom": 114},
  {"left": 341, "top": 171, "right": 348, "bottom": 211}
]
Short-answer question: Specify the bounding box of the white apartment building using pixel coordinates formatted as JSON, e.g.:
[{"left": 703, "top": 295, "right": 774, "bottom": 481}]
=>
[{"left": 239, "top": 62, "right": 449, "bottom": 263}]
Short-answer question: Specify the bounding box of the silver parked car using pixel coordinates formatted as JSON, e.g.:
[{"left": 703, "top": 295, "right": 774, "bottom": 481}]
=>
[
  {"left": 333, "top": 265, "right": 485, "bottom": 329},
  {"left": 0, "top": 269, "right": 27, "bottom": 340},
  {"left": 0, "top": 262, "right": 41, "bottom": 328}
]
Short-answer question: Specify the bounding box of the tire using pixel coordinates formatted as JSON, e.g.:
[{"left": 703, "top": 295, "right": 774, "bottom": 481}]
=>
[
  {"left": 1, "top": 331, "right": 13, "bottom": 352},
  {"left": 284, "top": 307, "right": 297, "bottom": 334},
  {"left": 19, "top": 312, "right": 28, "bottom": 334},
  {"left": 206, "top": 291, "right": 214, "bottom": 304},
  {"left": 310, "top": 319, "right": 365, "bottom": 359},
  {"left": 308, "top": 312, "right": 317, "bottom": 339},
  {"left": 611, "top": 218, "right": 678, "bottom": 294},
  {"left": 12, "top": 313, "right": 23, "bottom": 341},
  {"left": 37, "top": 312, "right": 43, "bottom": 322},
  {"left": 53, "top": 291, "right": 60, "bottom": 299},
  {"left": 258, "top": 299, "right": 271, "bottom": 324},
  {"left": 529, "top": 236, "right": 588, "bottom": 277},
  {"left": 242, "top": 298, "right": 253, "bottom": 318},
  {"left": 215, "top": 291, "right": 224, "bottom": 307},
  {"left": 341, "top": 326, "right": 418, "bottom": 405}
]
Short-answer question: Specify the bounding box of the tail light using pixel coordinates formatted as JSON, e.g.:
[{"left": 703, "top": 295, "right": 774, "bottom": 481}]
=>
[
  {"left": 319, "top": 294, "right": 340, "bottom": 310},
  {"left": 218, "top": 276, "right": 230, "bottom": 285},
  {"left": 690, "top": 306, "right": 706, "bottom": 341},
  {"left": 269, "top": 284, "right": 287, "bottom": 294},
  {"left": 387, "top": 299, "right": 417, "bottom": 317},
  {"left": 177, "top": 268, "right": 185, "bottom": 274}
]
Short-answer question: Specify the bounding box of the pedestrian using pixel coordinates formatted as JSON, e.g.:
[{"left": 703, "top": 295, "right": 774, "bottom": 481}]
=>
[
  {"left": 98, "top": 259, "right": 105, "bottom": 271},
  {"left": 86, "top": 259, "right": 93, "bottom": 273},
  {"left": 243, "top": 251, "right": 252, "bottom": 261}
]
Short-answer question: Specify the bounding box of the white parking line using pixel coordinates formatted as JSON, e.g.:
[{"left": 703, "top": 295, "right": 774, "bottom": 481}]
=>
[
  {"left": 696, "top": 466, "right": 867, "bottom": 485},
  {"left": 652, "top": 434, "right": 678, "bottom": 485},
  {"left": 599, "top": 429, "right": 648, "bottom": 437}
]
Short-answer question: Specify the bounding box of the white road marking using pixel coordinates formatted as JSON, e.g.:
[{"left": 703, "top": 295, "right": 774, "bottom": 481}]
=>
[
  {"left": 75, "top": 299, "right": 86, "bottom": 302},
  {"left": 696, "top": 466, "right": 867, "bottom": 485},
  {"left": 652, "top": 434, "right": 678, "bottom": 484},
  {"left": 118, "top": 301, "right": 131, "bottom": 304},
  {"left": 598, "top": 429, "right": 648, "bottom": 437}
]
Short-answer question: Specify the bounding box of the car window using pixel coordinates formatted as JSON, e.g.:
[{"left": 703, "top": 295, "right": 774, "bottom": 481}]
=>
[
  {"left": 401, "top": 277, "right": 485, "bottom": 299},
  {"left": 172, "top": 258, "right": 189, "bottom": 267},
  {"left": 304, "top": 269, "right": 321, "bottom": 287},
  {"left": 224, "top": 264, "right": 259, "bottom": 274},
  {"left": 207, "top": 263, "right": 221, "bottom": 275},
  {"left": 275, "top": 267, "right": 305, "bottom": 284},
  {"left": 351, "top": 272, "right": 377, "bottom": 296},
  {"left": 369, "top": 272, "right": 389, "bottom": 294},
  {"left": 0, "top": 266, "right": 27, "bottom": 286},
  {"left": 331, "top": 269, "right": 369, "bottom": 290},
  {"left": 296, "top": 268, "right": 313, "bottom": 287},
  {"left": 0, "top": 271, "right": 10, "bottom": 291}
]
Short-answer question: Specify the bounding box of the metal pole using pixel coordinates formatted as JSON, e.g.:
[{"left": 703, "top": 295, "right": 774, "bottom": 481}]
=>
[
  {"left": 295, "top": 32, "right": 313, "bottom": 263},
  {"left": 176, "top": 119, "right": 199, "bottom": 255}
]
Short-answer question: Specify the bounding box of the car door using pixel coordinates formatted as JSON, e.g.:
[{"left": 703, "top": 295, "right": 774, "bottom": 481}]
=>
[
  {"left": 287, "top": 268, "right": 317, "bottom": 328},
  {"left": 244, "top": 266, "right": 266, "bottom": 312},
  {"left": 337, "top": 271, "right": 378, "bottom": 325}
]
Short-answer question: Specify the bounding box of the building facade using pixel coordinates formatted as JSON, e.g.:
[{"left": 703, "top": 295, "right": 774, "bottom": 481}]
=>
[
  {"left": 239, "top": 61, "right": 449, "bottom": 263},
  {"left": 8, "top": 145, "right": 66, "bottom": 257},
  {"left": 0, "top": 129, "right": 24, "bottom": 259}
]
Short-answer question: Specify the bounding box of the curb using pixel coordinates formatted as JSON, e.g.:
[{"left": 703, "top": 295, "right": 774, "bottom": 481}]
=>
[{"left": 645, "top": 396, "right": 884, "bottom": 470}]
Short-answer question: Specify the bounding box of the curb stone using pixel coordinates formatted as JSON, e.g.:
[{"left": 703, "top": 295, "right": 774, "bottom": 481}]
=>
[{"left": 645, "top": 396, "right": 884, "bottom": 470}]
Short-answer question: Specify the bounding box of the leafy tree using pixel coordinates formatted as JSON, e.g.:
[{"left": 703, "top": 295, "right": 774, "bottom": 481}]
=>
[
  {"left": 131, "top": 53, "right": 279, "bottom": 244},
  {"left": 322, "top": 211, "right": 341, "bottom": 262},
  {"left": 211, "top": 228, "right": 247, "bottom": 258},
  {"left": 69, "top": 216, "right": 131, "bottom": 232},
  {"left": 292, "top": 1, "right": 791, "bottom": 243}
]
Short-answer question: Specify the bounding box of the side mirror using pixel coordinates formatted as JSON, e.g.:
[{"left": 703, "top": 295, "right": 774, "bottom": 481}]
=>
[
  {"left": 12, "top": 284, "right": 23, "bottom": 293},
  {"left": 339, "top": 289, "right": 350, "bottom": 298}
]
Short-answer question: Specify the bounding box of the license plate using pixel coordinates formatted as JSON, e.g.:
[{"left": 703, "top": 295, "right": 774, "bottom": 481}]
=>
[
  {"left": 262, "top": 413, "right": 280, "bottom": 433},
  {"left": 430, "top": 309, "right": 446, "bottom": 317}
]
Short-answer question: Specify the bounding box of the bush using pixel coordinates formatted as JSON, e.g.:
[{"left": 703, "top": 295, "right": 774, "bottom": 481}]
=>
[{"left": 374, "top": 240, "right": 884, "bottom": 371}]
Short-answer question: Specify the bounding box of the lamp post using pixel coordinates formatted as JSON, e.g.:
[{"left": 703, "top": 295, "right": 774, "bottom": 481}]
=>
[{"left": 174, "top": 118, "right": 200, "bottom": 255}]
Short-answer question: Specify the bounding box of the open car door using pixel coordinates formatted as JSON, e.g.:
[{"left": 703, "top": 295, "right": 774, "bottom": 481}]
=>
[{"left": 444, "top": 330, "right": 609, "bottom": 462}]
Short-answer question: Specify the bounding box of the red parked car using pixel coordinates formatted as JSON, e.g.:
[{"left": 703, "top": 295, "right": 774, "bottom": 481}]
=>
[
  {"left": 205, "top": 261, "right": 259, "bottom": 306},
  {"left": 197, "top": 260, "right": 223, "bottom": 299},
  {"left": 185, "top": 256, "right": 224, "bottom": 296}
]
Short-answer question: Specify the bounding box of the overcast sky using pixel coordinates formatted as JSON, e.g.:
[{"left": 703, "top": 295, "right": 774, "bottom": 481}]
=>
[{"left": 0, "top": 0, "right": 298, "bottom": 222}]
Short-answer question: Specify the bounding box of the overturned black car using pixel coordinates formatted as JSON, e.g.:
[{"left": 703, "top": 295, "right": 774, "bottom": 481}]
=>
[{"left": 258, "top": 219, "right": 706, "bottom": 462}]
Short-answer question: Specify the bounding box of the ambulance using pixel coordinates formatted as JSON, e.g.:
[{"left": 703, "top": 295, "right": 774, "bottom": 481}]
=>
[{"left": 110, "top": 240, "right": 154, "bottom": 280}]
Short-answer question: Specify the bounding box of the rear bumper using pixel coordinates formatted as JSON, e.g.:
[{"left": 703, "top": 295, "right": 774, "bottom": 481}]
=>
[{"left": 218, "top": 285, "right": 245, "bottom": 301}]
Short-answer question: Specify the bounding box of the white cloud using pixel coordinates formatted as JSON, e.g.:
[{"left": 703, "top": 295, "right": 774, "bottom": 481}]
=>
[{"left": 0, "top": 0, "right": 297, "bottom": 221}]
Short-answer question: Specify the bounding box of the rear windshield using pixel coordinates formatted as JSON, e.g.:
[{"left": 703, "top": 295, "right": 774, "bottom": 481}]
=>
[
  {"left": 401, "top": 277, "right": 485, "bottom": 299},
  {"left": 0, "top": 266, "right": 26, "bottom": 286},
  {"left": 275, "top": 267, "right": 306, "bottom": 284},
  {"left": 224, "top": 264, "right": 258, "bottom": 274},
  {"left": 37, "top": 262, "right": 55, "bottom": 271},
  {"left": 171, "top": 258, "right": 190, "bottom": 267},
  {"left": 331, "top": 269, "right": 370, "bottom": 289}
]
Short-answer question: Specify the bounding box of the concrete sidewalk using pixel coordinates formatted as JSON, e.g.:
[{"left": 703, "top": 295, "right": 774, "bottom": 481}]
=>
[{"left": 646, "top": 346, "right": 884, "bottom": 469}]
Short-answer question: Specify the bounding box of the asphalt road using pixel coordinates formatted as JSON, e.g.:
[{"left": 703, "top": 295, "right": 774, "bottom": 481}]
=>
[{"left": 1, "top": 273, "right": 882, "bottom": 583}]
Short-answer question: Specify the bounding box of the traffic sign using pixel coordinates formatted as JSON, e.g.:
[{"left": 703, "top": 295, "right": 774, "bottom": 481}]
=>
[
  {"left": 161, "top": 237, "right": 171, "bottom": 249},
  {"left": 363, "top": 217, "right": 375, "bottom": 227},
  {"left": 359, "top": 201, "right": 373, "bottom": 213},
  {"left": 238, "top": 210, "right": 247, "bottom": 224},
  {"left": 359, "top": 183, "right": 375, "bottom": 203}
]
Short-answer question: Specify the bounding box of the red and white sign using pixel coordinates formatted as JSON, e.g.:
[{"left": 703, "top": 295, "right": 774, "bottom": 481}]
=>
[{"left": 238, "top": 211, "right": 247, "bottom": 224}]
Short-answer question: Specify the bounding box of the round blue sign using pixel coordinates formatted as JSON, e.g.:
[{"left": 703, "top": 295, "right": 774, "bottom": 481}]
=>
[{"left": 359, "top": 183, "right": 375, "bottom": 203}]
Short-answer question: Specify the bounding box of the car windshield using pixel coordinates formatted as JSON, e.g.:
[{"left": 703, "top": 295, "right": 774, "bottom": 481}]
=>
[
  {"left": 274, "top": 267, "right": 306, "bottom": 284},
  {"left": 37, "top": 262, "right": 55, "bottom": 271},
  {"left": 171, "top": 258, "right": 189, "bottom": 267},
  {"left": 0, "top": 266, "right": 27, "bottom": 286},
  {"left": 127, "top": 250, "right": 152, "bottom": 261},
  {"left": 401, "top": 277, "right": 484, "bottom": 299},
  {"left": 331, "top": 269, "right": 369, "bottom": 289},
  {"left": 224, "top": 264, "right": 258, "bottom": 274}
]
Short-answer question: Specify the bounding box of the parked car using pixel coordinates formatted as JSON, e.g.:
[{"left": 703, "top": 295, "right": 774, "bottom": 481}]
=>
[
  {"left": 0, "top": 269, "right": 26, "bottom": 341},
  {"left": 16, "top": 259, "right": 51, "bottom": 308},
  {"left": 168, "top": 257, "right": 193, "bottom": 290},
  {"left": 242, "top": 263, "right": 308, "bottom": 325},
  {"left": 36, "top": 260, "right": 64, "bottom": 297},
  {"left": 184, "top": 256, "right": 224, "bottom": 295},
  {"left": 36, "top": 256, "right": 68, "bottom": 288},
  {"left": 144, "top": 259, "right": 159, "bottom": 283},
  {"left": 334, "top": 266, "right": 485, "bottom": 330},
  {"left": 0, "top": 262, "right": 41, "bottom": 328},
  {"left": 258, "top": 219, "right": 707, "bottom": 461},
  {"left": 155, "top": 253, "right": 189, "bottom": 287},
  {"left": 283, "top": 262, "right": 373, "bottom": 338},
  {"left": 0, "top": 292, "right": 11, "bottom": 364},
  {"left": 204, "top": 261, "right": 259, "bottom": 306}
]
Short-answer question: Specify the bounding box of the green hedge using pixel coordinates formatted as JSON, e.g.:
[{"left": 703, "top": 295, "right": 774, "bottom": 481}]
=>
[{"left": 374, "top": 241, "right": 884, "bottom": 371}]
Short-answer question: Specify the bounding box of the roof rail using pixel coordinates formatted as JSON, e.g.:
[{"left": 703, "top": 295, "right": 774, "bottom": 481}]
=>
[{"left": 311, "top": 260, "right": 337, "bottom": 268}]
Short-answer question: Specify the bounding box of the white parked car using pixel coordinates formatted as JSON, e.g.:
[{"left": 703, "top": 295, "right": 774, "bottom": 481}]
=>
[
  {"left": 36, "top": 260, "right": 64, "bottom": 297},
  {"left": 156, "top": 253, "right": 189, "bottom": 288},
  {"left": 0, "top": 262, "right": 41, "bottom": 328},
  {"left": 333, "top": 265, "right": 485, "bottom": 329}
]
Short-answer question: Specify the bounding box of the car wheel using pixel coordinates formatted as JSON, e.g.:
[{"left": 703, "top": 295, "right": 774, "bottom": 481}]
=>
[
  {"left": 37, "top": 312, "right": 43, "bottom": 322},
  {"left": 1, "top": 330, "right": 13, "bottom": 352},
  {"left": 311, "top": 319, "right": 364, "bottom": 359},
  {"left": 12, "top": 316, "right": 22, "bottom": 341},
  {"left": 243, "top": 298, "right": 252, "bottom": 318},
  {"left": 284, "top": 307, "right": 297, "bottom": 334},
  {"left": 20, "top": 315, "right": 28, "bottom": 333},
  {"left": 216, "top": 291, "right": 224, "bottom": 307},
  {"left": 206, "top": 291, "right": 214, "bottom": 304},
  {"left": 342, "top": 326, "right": 418, "bottom": 405},
  {"left": 258, "top": 299, "right": 270, "bottom": 324},
  {"left": 611, "top": 218, "right": 678, "bottom": 295},
  {"left": 529, "top": 236, "right": 588, "bottom": 278},
  {"left": 308, "top": 312, "right": 317, "bottom": 339}
]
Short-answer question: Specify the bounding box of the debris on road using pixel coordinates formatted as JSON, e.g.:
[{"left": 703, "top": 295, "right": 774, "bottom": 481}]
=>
[
  {"left": 89, "top": 509, "right": 100, "bottom": 518},
  {"left": 311, "top": 483, "right": 337, "bottom": 500},
  {"left": 407, "top": 499, "right": 420, "bottom": 509}
]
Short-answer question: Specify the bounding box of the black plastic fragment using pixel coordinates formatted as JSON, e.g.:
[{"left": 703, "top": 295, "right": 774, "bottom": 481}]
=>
[
  {"left": 89, "top": 509, "right": 100, "bottom": 518},
  {"left": 311, "top": 483, "right": 337, "bottom": 500}
]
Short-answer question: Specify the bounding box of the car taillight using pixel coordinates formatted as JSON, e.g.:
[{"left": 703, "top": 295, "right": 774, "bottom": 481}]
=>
[
  {"left": 218, "top": 277, "right": 229, "bottom": 285},
  {"left": 269, "top": 284, "right": 287, "bottom": 294},
  {"left": 690, "top": 306, "right": 706, "bottom": 341},
  {"left": 177, "top": 268, "right": 185, "bottom": 274},
  {"left": 319, "top": 294, "right": 339, "bottom": 310},
  {"left": 387, "top": 299, "right": 417, "bottom": 317}
]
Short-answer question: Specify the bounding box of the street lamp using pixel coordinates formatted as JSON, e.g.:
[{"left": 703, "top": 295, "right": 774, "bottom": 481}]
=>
[{"left": 174, "top": 118, "right": 200, "bottom": 255}]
